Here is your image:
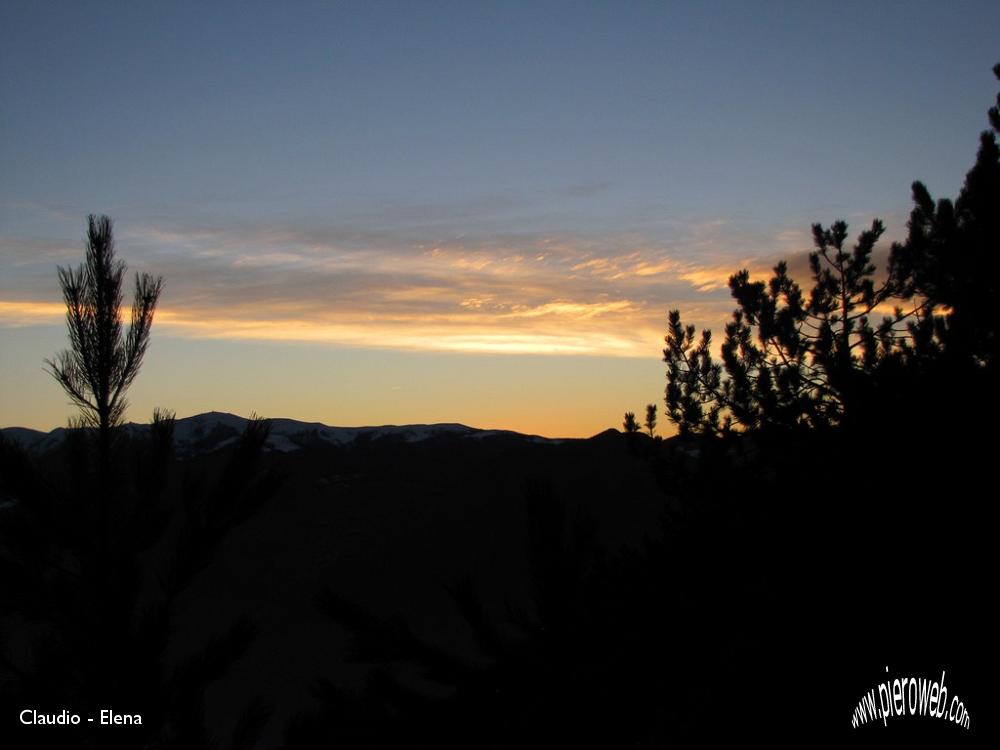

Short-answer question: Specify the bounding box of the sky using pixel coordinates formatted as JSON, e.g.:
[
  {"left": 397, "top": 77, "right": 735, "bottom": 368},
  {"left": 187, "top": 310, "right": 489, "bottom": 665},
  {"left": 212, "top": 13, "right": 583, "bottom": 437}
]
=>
[{"left": 2, "top": 1, "right": 998, "bottom": 437}]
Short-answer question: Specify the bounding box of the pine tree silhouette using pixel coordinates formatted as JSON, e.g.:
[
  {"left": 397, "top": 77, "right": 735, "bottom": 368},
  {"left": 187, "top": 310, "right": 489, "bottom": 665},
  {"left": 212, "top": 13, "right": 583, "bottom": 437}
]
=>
[
  {"left": 2, "top": 217, "right": 282, "bottom": 747},
  {"left": 663, "top": 64, "right": 1000, "bottom": 436},
  {"left": 644, "top": 403, "right": 657, "bottom": 437},
  {"left": 45, "top": 215, "right": 162, "bottom": 506},
  {"left": 892, "top": 63, "right": 1000, "bottom": 368},
  {"left": 662, "top": 218, "right": 932, "bottom": 434},
  {"left": 649, "top": 63, "right": 999, "bottom": 739}
]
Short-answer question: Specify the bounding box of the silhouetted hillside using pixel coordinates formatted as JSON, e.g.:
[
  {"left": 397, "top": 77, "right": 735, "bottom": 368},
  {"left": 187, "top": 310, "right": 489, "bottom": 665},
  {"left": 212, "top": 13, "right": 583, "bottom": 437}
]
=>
[
  {"left": 1, "top": 412, "right": 560, "bottom": 458},
  {"left": 2, "top": 417, "right": 676, "bottom": 747},
  {"left": 2, "top": 410, "right": 993, "bottom": 745}
]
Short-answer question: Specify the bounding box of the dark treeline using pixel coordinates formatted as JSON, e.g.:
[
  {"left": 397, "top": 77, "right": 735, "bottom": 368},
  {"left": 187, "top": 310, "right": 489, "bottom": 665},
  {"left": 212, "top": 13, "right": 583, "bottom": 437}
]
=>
[{"left": 1, "top": 65, "right": 997, "bottom": 745}]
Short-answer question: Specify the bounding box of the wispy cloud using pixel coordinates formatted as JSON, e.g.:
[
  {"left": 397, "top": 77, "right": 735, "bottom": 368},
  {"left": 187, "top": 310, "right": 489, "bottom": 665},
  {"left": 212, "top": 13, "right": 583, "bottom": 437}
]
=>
[{"left": 1, "top": 214, "right": 865, "bottom": 357}]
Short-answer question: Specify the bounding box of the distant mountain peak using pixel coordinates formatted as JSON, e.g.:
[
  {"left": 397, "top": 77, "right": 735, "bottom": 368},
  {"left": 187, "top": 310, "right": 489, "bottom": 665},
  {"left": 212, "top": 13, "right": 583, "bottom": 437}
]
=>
[{"left": 3, "top": 412, "right": 559, "bottom": 455}]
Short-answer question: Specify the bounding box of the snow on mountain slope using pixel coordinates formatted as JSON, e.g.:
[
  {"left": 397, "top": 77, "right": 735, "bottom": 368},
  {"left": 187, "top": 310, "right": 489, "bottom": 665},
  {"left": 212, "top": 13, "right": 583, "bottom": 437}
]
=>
[
  {"left": 2, "top": 412, "right": 557, "bottom": 456},
  {"left": 1, "top": 426, "right": 70, "bottom": 454}
]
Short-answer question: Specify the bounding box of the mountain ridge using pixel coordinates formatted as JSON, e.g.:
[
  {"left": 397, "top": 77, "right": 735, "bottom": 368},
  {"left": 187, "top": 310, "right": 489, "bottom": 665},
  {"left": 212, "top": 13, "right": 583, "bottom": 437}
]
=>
[{"left": 1, "top": 411, "right": 567, "bottom": 455}]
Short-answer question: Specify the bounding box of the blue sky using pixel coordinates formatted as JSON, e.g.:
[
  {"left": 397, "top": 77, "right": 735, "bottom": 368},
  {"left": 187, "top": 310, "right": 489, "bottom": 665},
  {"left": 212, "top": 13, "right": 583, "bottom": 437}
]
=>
[{"left": 2, "top": 1, "right": 998, "bottom": 436}]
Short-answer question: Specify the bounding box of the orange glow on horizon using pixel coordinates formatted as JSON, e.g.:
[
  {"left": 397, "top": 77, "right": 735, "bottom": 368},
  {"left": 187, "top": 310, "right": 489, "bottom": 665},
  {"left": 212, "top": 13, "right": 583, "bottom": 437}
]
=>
[{"left": 0, "top": 298, "right": 670, "bottom": 358}]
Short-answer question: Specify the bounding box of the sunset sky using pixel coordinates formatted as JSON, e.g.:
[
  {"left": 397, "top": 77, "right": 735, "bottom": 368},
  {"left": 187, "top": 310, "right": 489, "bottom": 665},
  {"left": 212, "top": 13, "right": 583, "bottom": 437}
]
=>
[{"left": 2, "top": 1, "right": 998, "bottom": 437}]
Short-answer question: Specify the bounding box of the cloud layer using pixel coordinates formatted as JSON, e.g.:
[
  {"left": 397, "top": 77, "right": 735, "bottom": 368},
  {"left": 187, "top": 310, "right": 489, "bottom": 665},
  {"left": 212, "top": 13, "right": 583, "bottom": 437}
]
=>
[{"left": 1, "top": 213, "right": 870, "bottom": 358}]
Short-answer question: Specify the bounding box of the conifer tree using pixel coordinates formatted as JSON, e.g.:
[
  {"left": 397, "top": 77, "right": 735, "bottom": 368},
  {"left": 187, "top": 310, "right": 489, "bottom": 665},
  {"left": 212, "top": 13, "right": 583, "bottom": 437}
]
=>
[
  {"left": 46, "top": 214, "right": 163, "bottom": 439},
  {"left": 892, "top": 63, "right": 1000, "bottom": 368},
  {"left": 663, "top": 63, "right": 1000, "bottom": 435},
  {"left": 2, "top": 217, "right": 278, "bottom": 747},
  {"left": 45, "top": 215, "right": 163, "bottom": 551},
  {"left": 663, "top": 219, "right": 924, "bottom": 433},
  {"left": 644, "top": 404, "right": 657, "bottom": 437}
]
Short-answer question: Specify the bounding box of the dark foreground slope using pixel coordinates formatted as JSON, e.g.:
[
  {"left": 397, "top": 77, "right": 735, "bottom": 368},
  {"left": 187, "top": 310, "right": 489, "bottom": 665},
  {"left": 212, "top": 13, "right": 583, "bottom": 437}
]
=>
[{"left": 0, "top": 419, "right": 992, "bottom": 746}]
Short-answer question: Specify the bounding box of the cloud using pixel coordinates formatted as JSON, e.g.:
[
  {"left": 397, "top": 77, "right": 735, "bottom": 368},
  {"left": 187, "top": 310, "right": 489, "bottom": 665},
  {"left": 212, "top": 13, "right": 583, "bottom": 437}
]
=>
[
  {"left": 1, "top": 213, "right": 859, "bottom": 357},
  {"left": 556, "top": 182, "right": 613, "bottom": 198}
]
